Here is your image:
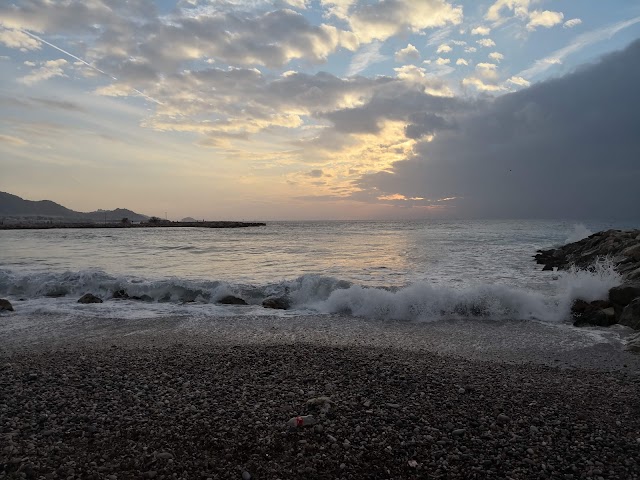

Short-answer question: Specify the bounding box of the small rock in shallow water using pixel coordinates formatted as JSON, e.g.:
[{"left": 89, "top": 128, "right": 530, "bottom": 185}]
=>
[
  {"left": 78, "top": 293, "right": 103, "bottom": 304},
  {"left": 0, "top": 298, "right": 14, "bottom": 311}
]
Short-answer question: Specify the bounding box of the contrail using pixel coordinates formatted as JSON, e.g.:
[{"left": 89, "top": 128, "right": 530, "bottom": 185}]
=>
[{"left": 19, "top": 29, "right": 164, "bottom": 105}]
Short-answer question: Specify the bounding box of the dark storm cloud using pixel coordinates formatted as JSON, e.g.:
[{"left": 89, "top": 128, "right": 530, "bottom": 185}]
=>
[{"left": 356, "top": 38, "right": 640, "bottom": 219}]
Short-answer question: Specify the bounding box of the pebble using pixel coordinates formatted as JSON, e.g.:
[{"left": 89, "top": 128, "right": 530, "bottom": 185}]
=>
[{"left": 0, "top": 342, "right": 638, "bottom": 480}]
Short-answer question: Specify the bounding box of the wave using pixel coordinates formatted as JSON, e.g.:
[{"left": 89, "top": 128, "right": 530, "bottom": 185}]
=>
[
  {"left": 564, "top": 223, "right": 593, "bottom": 244},
  {"left": 0, "top": 260, "right": 621, "bottom": 323}
]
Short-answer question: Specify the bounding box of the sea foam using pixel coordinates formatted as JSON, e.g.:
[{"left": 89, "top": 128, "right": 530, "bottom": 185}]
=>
[{"left": 0, "top": 259, "right": 622, "bottom": 323}]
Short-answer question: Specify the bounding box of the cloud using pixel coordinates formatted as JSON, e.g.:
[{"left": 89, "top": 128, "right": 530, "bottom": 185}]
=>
[
  {"left": 456, "top": 58, "right": 468, "bottom": 66},
  {"left": 563, "top": 18, "right": 582, "bottom": 29},
  {"left": 475, "top": 62, "right": 498, "bottom": 80},
  {"left": 436, "top": 44, "right": 452, "bottom": 53},
  {"left": 0, "top": 3, "right": 358, "bottom": 70},
  {"left": 526, "top": 10, "right": 563, "bottom": 31},
  {"left": 435, "top": 57, "right": 450, "bottom": 65},
  {"left": 506, "top": 75, "right": 530, "bottom": 87},
  {"left": 515, "top": 16, "right": 640, "bottom": 81},
  {"left": 0, "top": 27, "right": 40, "bottom": 50},
  {"left": 476, "top": 39, "right": 496, "bottom": 48},
  {"left": 461, "top": 76, "right": 502, "bottom": 92},
  {"left": 0, "top": 134, "right": 28, "bottom": 146},
  {"left": 354, "top": 39, "right": 640, "bottom": 219},
  {"left": 395, "top": 43, "right": 420, "bottom": 63},
  {"left": 306, "top": 169, "right": 325, "bottom": 177},
  {"left": 488, "top": 52, "right": 504, "bottom": 62},
  {"left": 485, "top": 0, "right": 530, "bottom": 22},
  {"left": 464, "top": 46, "right": 477, "bottom": 53},
  {"left": 471, "top": 26, "right": 491, "bottom": 36},
  {"left": 347, "top": 0, "right": 463, "bottom": 43},
  {"left": 348, "top": 41, "right": 387, "bottom": 75},
  {"left": 19, "top": 59, "right": 68, "bottom": 85}
]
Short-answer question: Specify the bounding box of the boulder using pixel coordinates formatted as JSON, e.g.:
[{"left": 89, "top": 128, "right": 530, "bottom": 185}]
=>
[
  {"left": 0, "top": 299, "right": 14, "bottom": 311},
  {"left": 218, "top": 295, "right": 248, "bottom": 305},
  {"left": 609, "top": 283, "right": 640, "bottom": 308},
  {"left": 619, "top": 298, "right": 640, "bottom": 330},
  {"left": 112, "top": 289, "right": 129, "bottom": 299},
  {"left": 572, "top": 299, "right": 617, "bottom": 327},
  {"left": 78, "top": 293, "right": 103, "bottom": 304},
  {"left": 262, "top": 297, "right": 291, "bottom": 310}
]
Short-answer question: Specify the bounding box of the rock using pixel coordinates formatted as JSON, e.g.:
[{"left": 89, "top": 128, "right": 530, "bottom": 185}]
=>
[
  {"left": 287, "top": 415, "right": 317, "bottom": 427},
  {"left": 0, "top": 299, "right": 14, "bottom": 311},
  {"left": 112, "top": 289, "right": 129, "bottom": 299},
  {"left": 619, "top": 298, "right": 640, "bottom": 330},
  {"left": 156, "top": 452, "right": 173, "bottom": 460},
  {"left": 572, "top": 300, "right": 617, "bottom": 327},
  {"left": 78, "top": 293, "right": 103, "bottom": 304},
  {"left": 609, "top": 283, "right": 640, "bottom": 308},
  {"left": 45, "top": 287, "right": 68, "bottom": 298},
  {"left": 622, "top": 244, "right": 640, "bottom": 261},
  {"left": 496, "top": 414, "right": 510, "bottom": 424},
  {"left": 130, "top": 294, "right": 153, "bottom": 302},
  {"left": 627, "top": 332, "right": 640, "bottom": 353},
  {"left": 218, "top": 295, "right": 248, "bottom": 305},
  {"left": 262, "top": 297, "right": 290, "bottom": 310},
  {"left": 242, "top": 472, "right": 251, "bottom": 480}
]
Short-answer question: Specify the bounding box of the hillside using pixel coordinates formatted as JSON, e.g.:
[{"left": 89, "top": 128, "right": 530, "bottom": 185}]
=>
[{"left": 0, "top": 191, "right": 148, "bottom": 222}]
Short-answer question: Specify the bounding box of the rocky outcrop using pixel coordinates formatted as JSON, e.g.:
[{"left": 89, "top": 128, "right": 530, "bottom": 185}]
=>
[
  {"left": 78, "top": 293, "right": 103, "bottom": 304},
  {"left": 535, "top": 229, "right": 640, "bottom": 277},
  {"left": 536, "top": 229, "right": 640, "bottom": 333},
  {"left": 0, "top": 299, "right": 14, "bottom": 311},
  {"left": 218, "top": 295, "right": 248, "bottom": 305}
]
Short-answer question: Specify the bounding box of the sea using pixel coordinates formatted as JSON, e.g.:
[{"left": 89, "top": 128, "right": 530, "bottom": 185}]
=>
[{"left": 0, "top": 219, "right": 635, "bottom": 323}]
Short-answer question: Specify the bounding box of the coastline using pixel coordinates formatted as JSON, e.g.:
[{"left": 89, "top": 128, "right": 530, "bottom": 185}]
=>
[
  {"left": 0, "top": 221, "right": 266, "bottom": 230},
  {"left": 2, "top": 321, "right": 640, "bottom": 479}
]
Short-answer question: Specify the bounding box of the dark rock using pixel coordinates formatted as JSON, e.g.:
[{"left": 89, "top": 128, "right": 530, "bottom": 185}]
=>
[
  {"left": 218, "top": 295, "right": 248, "bottom": 305},
  {"left": 609, "top": 283, "right": 640, "bottom": 308},
  {"left": 130, "top": 294, "right": 153, "bottom": 302},
  {"left": 45, "top": 288, "right": 68, "bottom": 298},
  {"left": 0, "top": 298, "right": 14, "bottom": 311},
  {"left": 573, "top": 305, "right": 617, "bottom": 327},
  {"left": 619, "top": 298, "right": 640, "bottom": 330},
  {"left": 113, "top": 289, "right": 129, "bottom": 299},
  {"left": 78, "top": 293, "right": 103, "bottom": 304},
  {"left": 262, "top": 297, "right": 291, "bottom": 310}
]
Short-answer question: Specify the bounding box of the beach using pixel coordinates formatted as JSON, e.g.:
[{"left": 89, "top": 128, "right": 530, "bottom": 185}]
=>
[{"left": 2, "top": 313, "right": 640, "bottom": 479}]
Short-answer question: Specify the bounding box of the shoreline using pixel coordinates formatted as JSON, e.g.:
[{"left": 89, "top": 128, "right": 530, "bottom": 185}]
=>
[
  {"left": 2, "top": 336, "right": 639, "bottom": 479},
  {"left": 0, "top": 221, "right": 266, "bottom": 230}
]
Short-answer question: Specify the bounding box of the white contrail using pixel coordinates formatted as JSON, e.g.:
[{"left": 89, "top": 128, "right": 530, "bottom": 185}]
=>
[{"left": 19, "top": 29, "right": 164, "bottom": 105}]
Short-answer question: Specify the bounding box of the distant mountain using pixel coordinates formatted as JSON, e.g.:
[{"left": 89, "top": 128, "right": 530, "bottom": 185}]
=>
[
  {"left": 0, "top": 191, "right": 149, "bottom": 222},
  {"left": 180, "top": 217, "right": 198, "bottom": 222}
]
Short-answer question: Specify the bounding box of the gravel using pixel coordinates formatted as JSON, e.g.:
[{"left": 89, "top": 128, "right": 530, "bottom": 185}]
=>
[{"left": 2, "top": 341, "right": 640, "bottom": 479}]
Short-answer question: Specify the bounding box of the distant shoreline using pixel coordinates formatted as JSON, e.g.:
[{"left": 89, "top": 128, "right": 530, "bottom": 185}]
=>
[{"left": 0, "top": 221, "right": 266, "bottom": 230}]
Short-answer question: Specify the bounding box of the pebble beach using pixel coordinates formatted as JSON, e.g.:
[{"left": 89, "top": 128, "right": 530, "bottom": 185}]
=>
[{"left": 2, "top": 313, "right": 640, "bottom": 480}]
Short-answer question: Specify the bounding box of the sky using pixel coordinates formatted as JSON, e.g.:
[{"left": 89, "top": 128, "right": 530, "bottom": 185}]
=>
[{"left": 1, "top": 0, "right": 639, "bottom": 221}]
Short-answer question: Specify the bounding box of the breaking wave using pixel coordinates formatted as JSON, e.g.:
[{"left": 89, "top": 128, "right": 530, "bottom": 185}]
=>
[{"left": 0, "top": 260, "right": 621, "bottom": 323}]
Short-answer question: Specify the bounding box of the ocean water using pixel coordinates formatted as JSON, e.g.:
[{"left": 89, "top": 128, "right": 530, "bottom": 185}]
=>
[{"left": 0, "top": 219, "right": 635, "bottom": 325}]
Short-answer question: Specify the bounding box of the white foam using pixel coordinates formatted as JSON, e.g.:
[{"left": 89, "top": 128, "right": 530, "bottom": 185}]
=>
[
  {"left": 0, "top": 259, "right": 623, "bottom": 324},
  {"left": 565, "top": 223, "right": 593, "bottom": 244}
]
